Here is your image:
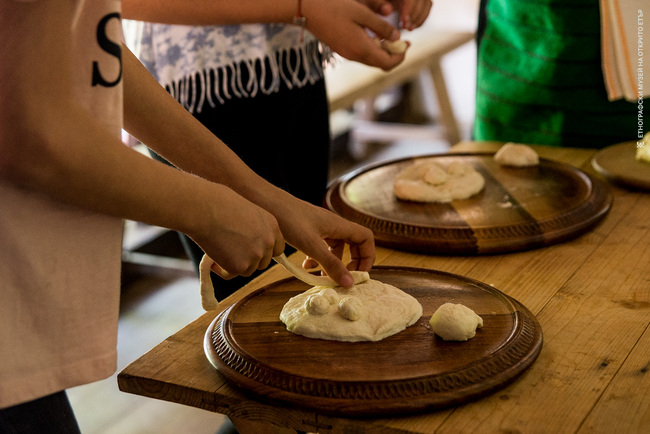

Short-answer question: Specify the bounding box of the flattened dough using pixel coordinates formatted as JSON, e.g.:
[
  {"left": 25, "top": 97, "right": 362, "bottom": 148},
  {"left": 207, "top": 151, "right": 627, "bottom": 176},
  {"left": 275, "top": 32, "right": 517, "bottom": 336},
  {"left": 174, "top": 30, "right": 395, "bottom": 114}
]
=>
[
  {"left": 280, "top": 279, "right": 422, "bottom": 342},
  {"left": 494, "top": 143, "right": 539, "bottom": 167},
  {"left": 394, "top": 159, "right": 485, "bottom": 203}
]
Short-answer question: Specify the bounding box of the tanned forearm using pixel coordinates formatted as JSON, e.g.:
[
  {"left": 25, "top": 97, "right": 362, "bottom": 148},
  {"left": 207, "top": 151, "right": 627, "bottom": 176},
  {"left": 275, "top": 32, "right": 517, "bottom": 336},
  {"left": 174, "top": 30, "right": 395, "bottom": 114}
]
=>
[{"left": 122, "top": 0, "right": 297, "bottom": 26}]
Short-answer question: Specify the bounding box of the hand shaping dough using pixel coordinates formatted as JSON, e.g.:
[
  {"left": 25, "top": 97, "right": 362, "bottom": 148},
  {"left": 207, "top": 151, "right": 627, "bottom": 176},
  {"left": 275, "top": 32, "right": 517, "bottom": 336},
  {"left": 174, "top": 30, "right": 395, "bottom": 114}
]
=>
[
  {"left": 394, "top": 159, "right": 485, "bottom": 203},
  {"left": 373, "top": 37, "right": 408, "bottom": 54},
  {"left": 382, "top": 39, "right": 408, "bottom": 54},
  {"left": 429, "top": 303, "right": 483, "bottom": 341},
  {"left": 494, "top": 143, "right": 539, "bottom": 167},
  {"left": 198, "top": 253, "right": 369, "bottom": 311},
  {"left": 280, "top": 279, "right": 422, "bottom": 342}
]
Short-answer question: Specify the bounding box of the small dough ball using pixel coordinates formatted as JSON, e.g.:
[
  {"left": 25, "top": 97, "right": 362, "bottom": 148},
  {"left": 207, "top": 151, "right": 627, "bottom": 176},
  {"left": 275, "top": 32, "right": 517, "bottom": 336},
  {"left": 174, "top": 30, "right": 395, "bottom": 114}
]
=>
[
  {"left": 494, "top": 143, "right": 539, "bottom": 167},
  {"left": 381, "top": 39, "right": 408, "bottom": 54},
  {"left": 423, "top": 162, "right": 448, "bottom": 185},
  {"left": 305, "top": 294, "right": 330, "bottom": 316},
  {"left": 429, "top": 303, "right": 483, "bottom": 341},
  {"left": 338, "top": 296, "right": 363, "bottom": 321},
  {"left": 319, "top": 288, "right": 339, "bottom": 305}
]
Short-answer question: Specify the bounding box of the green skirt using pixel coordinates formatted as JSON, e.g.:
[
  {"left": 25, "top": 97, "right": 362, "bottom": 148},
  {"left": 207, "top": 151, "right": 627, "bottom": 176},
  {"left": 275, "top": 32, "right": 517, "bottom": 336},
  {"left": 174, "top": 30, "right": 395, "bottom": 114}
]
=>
[{"left": 474, "top": 0, "right": 647, "bottom": 148}]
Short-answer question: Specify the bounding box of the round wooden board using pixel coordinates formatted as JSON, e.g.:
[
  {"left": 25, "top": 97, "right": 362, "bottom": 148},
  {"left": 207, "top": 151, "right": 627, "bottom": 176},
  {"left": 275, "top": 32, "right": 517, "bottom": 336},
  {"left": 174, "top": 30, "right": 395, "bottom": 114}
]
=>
[
  {"left": 324, "top": 153, "right": 612, "bottom": 254},
  {"left": 591, "top": 141, "right": 650, "bottom": 191},
  {"left": 204, "top": 267, "right": 543, "bottom": 417}
]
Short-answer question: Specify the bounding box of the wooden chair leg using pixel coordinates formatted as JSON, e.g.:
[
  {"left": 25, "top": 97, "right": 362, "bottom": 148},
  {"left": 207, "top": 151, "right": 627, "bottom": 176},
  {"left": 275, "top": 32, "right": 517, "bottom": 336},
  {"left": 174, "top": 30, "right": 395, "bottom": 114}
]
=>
[{"left": 428, "top": 60, "right": 461, "bottom": 145}]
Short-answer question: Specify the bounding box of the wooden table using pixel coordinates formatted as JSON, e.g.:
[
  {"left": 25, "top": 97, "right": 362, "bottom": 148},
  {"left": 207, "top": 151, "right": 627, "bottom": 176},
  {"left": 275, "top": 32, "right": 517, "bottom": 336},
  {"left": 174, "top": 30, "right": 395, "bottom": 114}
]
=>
[{"left": 118, "top": 142, "right": 650, "bottom": 433}]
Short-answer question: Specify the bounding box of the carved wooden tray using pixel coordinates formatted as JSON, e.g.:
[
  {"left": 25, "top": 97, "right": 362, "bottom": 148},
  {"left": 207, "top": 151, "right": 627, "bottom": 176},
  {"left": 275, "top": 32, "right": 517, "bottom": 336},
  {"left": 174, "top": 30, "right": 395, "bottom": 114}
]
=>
[
  {"left": 324, "top": 153, "right": 612, "bottom": 254},
  {"left": 591, "top": 141, "right": 650, "bottom": 191},
  {"left": 204, "top": 267, "right": 543, "bottom": 417}
]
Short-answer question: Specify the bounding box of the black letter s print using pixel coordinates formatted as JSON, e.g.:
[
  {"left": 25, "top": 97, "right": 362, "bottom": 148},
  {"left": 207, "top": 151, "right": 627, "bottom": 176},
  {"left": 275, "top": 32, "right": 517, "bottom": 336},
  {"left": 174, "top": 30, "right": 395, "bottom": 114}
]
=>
[{"left": 92, "top": 12, "right": 122, "bottom": 87}]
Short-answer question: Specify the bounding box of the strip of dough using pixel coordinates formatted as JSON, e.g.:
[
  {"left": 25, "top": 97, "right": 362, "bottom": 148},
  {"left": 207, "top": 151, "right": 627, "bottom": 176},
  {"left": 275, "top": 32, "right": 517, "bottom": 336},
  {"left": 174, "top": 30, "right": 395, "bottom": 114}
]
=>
[{"left": 199, "top": 254, "right": 218, "bottom": 311}]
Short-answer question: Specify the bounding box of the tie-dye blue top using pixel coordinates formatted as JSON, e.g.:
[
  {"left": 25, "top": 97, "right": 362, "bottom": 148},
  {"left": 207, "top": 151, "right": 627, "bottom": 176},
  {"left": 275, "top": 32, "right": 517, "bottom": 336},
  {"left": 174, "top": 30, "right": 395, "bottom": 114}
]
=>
[{"left": 124, "top": 21, "right": 326, "bottom": 113}]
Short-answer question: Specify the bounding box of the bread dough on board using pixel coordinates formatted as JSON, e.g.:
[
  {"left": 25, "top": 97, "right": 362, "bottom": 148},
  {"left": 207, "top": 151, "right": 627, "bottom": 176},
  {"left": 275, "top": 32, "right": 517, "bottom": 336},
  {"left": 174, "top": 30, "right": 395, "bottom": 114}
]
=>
[
  {"left": 280, "top": 279, "right": 422, "bottom": 342},
  {"left": 394, "top": 160, "right": 485, "bottom": 203}
]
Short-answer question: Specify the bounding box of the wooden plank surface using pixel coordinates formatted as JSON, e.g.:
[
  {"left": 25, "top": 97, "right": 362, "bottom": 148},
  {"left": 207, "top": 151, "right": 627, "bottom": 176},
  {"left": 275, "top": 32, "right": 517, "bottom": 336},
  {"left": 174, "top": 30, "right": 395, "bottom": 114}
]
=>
[
  {"left": 118, "top": 143, "right": 650, "bottom": 433},
  {"left": 423, "top": 191, "right": 648, "bottom": 433}
]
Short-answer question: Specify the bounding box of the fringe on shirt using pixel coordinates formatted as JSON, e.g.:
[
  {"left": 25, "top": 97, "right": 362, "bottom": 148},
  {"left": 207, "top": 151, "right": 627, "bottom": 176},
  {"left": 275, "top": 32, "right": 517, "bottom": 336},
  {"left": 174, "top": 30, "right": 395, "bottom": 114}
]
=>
[{"left": 165, "top": 40, "right": 326, "bottom": 114}]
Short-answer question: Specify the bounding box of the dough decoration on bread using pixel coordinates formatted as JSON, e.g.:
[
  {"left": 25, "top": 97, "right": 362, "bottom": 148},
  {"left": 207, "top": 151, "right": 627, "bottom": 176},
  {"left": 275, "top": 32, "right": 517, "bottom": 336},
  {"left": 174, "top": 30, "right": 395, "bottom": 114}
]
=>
[
  {"left": 494, "top": 143, "right": 540, "bottom": 167},
  {"left": 394, "top": 159, "right": 485, "bottom": 203},
  {"left": 338, "top": 296, "right": 363, "bottom": 321},
  {"left": 429, "top": 303, "right": 483, "bottom": 341},
  {"left": 305, "top": 293, "right": 331, "bottom": 316}
]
